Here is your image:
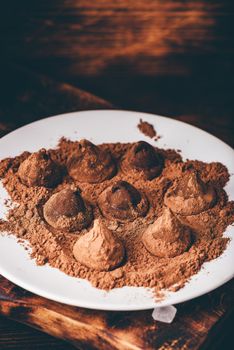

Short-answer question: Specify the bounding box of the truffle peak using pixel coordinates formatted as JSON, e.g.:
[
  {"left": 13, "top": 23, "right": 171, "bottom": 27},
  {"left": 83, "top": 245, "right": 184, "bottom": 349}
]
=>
[
  {"left": 43, "top": 188, "right": 93, "bottom": 232},
  {"left": 121, "top": 141, "right": 163, "bottom": 180},
  {"left": 184, "top": 172, "right": 206, "bottom": 197},
  {"left": 109, "top": 181, "right": 141, "bottom": 210},
  {"left": 98, "top": 181, "right": 148, "bottom": 221},
  {"left": 68, "top": 139, "right": 116, "bottom": 183},
  {"left": 131, "top": 141, "right": 159, "bottom": 168},
  {"left": 18, "top": 149, "right": 61, "bottom": 188},
  {"left": 73, "top": 218, "right": 125, "bottom": 271},
  {"left": 78, "top": 139, "right": 99, "bottom": 158},
  {"left": 142, "top": 207, "right": 191, "bottom": 258},
  {"left": 164, "top": 171, "right": 216, "bottom": 215},
  {"left": 151, "top": 207, "right": 184, "bottom": 241},
  {"left": 49, "top": 188, "right": 85, "bottom": 217}
]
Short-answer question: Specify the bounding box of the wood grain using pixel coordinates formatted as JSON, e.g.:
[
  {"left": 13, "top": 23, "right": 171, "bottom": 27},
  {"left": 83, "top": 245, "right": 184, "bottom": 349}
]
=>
[
  {"left": 1, "top": 0, "right": 233, "bottom": 76},
  {"left": 0, "top": 276, "right": 234, "bottom": 350},
  {"left": 0, "top": 316, "right": 74, "bottom": 350},
  {"left": 1, "top": 1, "right": 233, "bottom": 148}
]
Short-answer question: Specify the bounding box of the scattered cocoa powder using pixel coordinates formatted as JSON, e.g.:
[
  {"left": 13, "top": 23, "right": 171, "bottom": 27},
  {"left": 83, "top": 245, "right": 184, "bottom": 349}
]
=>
[
  {"left": 137, "top": 119, "right": 157, "bottom": 139},
  {"left": 0, "top": 137, "right": 233, "bottom": 297}
]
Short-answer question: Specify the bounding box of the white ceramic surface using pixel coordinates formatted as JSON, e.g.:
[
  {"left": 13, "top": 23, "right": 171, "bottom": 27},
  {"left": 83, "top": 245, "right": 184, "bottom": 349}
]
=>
[{"left": 0, "top": 110, "right": 233, "bottom": 311}]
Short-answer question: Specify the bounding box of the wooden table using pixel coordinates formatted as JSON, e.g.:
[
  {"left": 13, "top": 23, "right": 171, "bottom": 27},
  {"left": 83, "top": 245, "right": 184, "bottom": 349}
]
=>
[
  {"left": 0, "top": 1, "right": 234, "bottom": 349},
  {"left": 1, "top": 0, "right": 233, "bottom": 137}
]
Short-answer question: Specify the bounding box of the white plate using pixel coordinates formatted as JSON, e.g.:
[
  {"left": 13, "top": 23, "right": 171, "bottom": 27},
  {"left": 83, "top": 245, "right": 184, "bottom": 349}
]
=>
[{"left": 0, "top": 110, "right": 233, "bottom": 311}]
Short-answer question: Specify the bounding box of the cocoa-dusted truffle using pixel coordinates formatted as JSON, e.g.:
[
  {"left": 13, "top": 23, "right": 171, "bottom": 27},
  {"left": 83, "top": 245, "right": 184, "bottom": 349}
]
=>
[
  {"left": 67, "top": 139, "right": 116, "bottom": 183},
  {"left": 18, "top": 149, "right": 61, "bottom": 188},
  {"left": 98, "top": 180, "right": 149, "bottom": 222},
  {"left": 73, "top": 218, "right": 125, "bottom": 271},
  {"left": 164, "top": 171, "right": 216, "bottom": 215},
  {"left": 121, "top": 141, "right": 163, "bottom": 180},
  {"left": 142, "top": 207, "right": 191, "bottom": 258},
  {"left": 43, "top": 188, "right": 93, "bottom": 232}
]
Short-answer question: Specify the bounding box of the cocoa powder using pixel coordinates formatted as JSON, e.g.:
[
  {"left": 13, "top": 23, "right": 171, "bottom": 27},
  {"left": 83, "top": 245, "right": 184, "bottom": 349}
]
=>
[
  {"left": 0, "top": 138, "right": 234, "bottom": 296},
  {"left": 137, "top": 119, "right": 157, "bottom": 139}
]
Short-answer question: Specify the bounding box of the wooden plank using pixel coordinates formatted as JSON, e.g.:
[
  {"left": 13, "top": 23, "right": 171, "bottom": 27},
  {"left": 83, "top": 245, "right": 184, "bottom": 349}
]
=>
[
  {"left": 0, "top": 316, "right": 73, "bottom": 350},
  {"left": 1, "top": 1, "right": 233, "bottom": 148},
  {"left": 0, "top": 276, "right": 234, "bottom": 350},
  {"left": 1, "top": 1, "right": 233, "bottom": 76}
]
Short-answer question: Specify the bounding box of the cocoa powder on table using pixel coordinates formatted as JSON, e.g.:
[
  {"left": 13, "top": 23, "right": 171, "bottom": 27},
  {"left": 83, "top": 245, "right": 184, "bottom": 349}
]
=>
[{"left": 0, "top": 137, "right": 233, "bottom": 295}]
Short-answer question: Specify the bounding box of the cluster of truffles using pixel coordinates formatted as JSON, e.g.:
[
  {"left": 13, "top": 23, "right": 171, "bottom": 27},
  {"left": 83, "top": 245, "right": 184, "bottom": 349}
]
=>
[
  {"left": 17, "top": 139, "right": 217, "bottom": 272},
  {"left": 141, "top": 171, "right": 216, "bottom": 258}
]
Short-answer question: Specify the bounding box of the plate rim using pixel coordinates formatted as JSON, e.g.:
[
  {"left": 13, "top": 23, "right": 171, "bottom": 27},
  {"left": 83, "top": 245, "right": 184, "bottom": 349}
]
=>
[
  {"left": 1, "top": 109, "right": 234, "bottom": 155},
  {"left": 0, "top": 109, "right": 233, "bottom": 311}
]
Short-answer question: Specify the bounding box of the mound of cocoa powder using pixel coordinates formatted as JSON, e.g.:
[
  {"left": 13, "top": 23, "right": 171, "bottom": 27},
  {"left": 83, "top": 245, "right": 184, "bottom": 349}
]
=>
[{"left": 0, "top": 137, "right": 233, "bottom": 295}]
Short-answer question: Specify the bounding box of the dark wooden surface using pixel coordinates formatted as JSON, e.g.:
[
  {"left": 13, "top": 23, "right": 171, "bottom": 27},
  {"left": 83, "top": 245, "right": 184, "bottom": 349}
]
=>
[
  {"left": 0, "top": 0, "right": 233, "bottom": 349},
  {"left": 1, "top": 0, "right": 233, "bottom": 146},
  {"left": 0, "top": 316, "right": 73, "bottom": 350},
  {"left": 0, "top": 274, "right": 234, "bottom": 350}
]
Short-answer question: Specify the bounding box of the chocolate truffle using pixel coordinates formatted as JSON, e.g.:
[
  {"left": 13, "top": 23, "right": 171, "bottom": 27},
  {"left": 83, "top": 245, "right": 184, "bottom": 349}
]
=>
[
  {"left": 73, "top": 218, "right": 125, "bottom": 271},
  {"left": 164, "top": 171, "right": 216, "bottom": 215},
  {"left": 18, "top": 149, "right": 61, "bottom": 188},
  {"left": 43, "top": 188, "right": 93, "bottom": 232},
  {"left": 121, "top": 141, "right": 163, "bottom": 180},
  {"left": 98, "top": 180, "right": 149, "bottom": 222},
  {"left": 142, "top": 207, "right": 191, "bottom": 258},
  {"left": 68, "top": 139, "right": 116, "bottom": 183}
]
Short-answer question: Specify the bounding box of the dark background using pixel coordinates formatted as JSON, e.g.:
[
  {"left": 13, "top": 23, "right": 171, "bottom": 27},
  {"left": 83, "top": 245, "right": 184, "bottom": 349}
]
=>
[
  {"left": 0, "top": 0, "right": 234, "bottom": 145},
  {"left": 0, "top": 0, "right": 233, "bottom": 349}
]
